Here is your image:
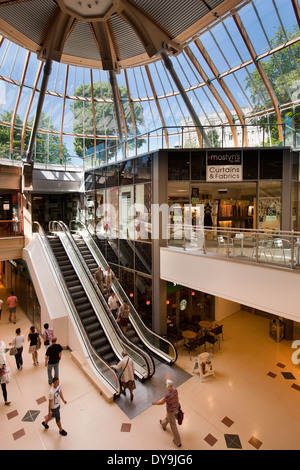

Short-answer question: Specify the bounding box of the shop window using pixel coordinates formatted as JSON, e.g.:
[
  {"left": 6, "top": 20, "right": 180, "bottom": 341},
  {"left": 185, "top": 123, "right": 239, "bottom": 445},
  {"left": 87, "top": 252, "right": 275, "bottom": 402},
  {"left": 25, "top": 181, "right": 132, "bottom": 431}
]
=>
[{"left": 258, "top": 181, "right": 282, "bottom": 230}]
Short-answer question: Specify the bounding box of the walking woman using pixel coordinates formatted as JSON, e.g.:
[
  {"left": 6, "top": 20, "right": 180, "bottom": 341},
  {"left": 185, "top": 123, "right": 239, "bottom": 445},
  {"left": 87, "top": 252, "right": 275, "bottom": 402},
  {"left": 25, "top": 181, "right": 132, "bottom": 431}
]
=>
[
  {"left": 0, "top": 364, "right": 10, "bottom": 405},
  {"left": 10, "top": 328, "right": 24, "bottom": 370},
  {"left": 28, "top": 326, "right": 39, "bottom": 366},
  {"left": 152, "top": 379, "right": 182, "bottom": 447}
]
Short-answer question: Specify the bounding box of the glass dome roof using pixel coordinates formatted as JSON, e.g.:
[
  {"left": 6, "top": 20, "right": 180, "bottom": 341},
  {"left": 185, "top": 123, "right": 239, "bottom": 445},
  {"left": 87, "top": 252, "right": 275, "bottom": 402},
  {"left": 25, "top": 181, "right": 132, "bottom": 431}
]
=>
[{"left": 0, "top": 0, "right": 298, "bottom": 166}]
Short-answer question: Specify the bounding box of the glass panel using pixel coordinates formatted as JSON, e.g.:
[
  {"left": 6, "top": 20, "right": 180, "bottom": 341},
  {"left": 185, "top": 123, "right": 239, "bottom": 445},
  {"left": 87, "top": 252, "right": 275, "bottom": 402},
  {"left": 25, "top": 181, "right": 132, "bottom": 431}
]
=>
[
  {"left": 136, "top": 273, "right": 152, "bottom": 328},
  {"left": 134, "top": 155, "right": 152, "bottom": 183},
  {"left": 243, "top": 150, "right": 259, "bottom": 180},
  {"left": 119, "top": 185, "right": 134, "bottom": 239},
  {"left": 260, "top": 149, "right": 282, "bottom": 179},
  {"left": 119, "top": 239, "right": 134, "bottom": 268},
  {"left": 258, "top": 181, "right": 282, "bottom": 230},
  {"left": 168, "top": 151, "right": 190, "bottom": 180},
  {"left": 135, "top": 183, "right": 152, "bottom": 241},
  {"left": 238, "top": 2, "right": 269, "bottom": 55},
  {"left": 135, "top": 242, "right": 152, "bottom": 275}
]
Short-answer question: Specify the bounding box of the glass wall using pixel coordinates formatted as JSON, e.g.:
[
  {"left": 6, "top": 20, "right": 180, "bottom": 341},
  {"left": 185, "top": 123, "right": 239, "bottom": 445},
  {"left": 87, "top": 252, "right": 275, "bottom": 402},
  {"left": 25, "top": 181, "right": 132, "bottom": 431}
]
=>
[{"left": 85, "top": 154, "right": 153, "bottom": 326}]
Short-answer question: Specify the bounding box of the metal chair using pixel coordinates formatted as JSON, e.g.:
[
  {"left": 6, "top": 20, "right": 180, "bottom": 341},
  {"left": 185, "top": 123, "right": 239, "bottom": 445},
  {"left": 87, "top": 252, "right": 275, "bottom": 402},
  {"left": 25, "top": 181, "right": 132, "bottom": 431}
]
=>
[
  {"left": 273, "top": 238, "right": 291, "bottom": 264},
  {"left": 183, "top": 338, "right": 198, "bottom": 359},
  {"left": 205, "top": 332, "right": 220, "bottom": 352},
  {"left": 217, "top": 235, "right": 234, "bottom": 255},
  {"left": 210, "top": 324, "right": 223, "bottom": 341}
]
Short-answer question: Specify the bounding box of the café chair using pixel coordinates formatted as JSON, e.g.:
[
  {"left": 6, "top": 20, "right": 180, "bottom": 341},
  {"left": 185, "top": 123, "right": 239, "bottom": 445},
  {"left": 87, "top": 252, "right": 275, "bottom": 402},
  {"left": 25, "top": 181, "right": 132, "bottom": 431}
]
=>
[
  {"left": 196, "top": 334, "right": 206, "bottom": 350},
  {"left": 217, "top": 235, "right": 234, "bottom": 255},
  {"left": 183, "top": 338, "right": 198, "bottom": 359},
  {"left": 205, "top": 332, "right": 220, "bottom": 352},
  {"left": 210, "top": 324, "right": 223, "bottom": 341}
]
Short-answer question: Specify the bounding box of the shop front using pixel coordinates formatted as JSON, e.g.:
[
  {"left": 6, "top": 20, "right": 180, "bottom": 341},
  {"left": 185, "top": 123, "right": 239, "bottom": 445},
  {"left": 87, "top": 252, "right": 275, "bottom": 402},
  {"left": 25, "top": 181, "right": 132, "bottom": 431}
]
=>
[{"left": 167, "top": 147, "right": 299, "bottom": 233}]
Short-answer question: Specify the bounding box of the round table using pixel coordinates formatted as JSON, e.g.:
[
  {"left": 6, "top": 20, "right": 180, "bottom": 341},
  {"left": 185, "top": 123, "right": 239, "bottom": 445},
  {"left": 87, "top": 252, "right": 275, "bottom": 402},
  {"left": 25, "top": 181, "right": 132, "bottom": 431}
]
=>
[
  {"left": 198, "top": 321, "right": 213, "bottom": 329},
  {"left": 182, "top": 330, "right": 197, "bottom": 341}
]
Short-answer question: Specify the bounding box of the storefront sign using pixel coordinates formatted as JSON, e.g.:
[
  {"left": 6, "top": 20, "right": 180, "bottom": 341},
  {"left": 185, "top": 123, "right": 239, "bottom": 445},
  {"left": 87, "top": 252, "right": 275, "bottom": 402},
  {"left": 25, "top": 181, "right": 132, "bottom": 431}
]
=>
[{"left": 206, "top": 150, "right": 242, "bottom": 182}]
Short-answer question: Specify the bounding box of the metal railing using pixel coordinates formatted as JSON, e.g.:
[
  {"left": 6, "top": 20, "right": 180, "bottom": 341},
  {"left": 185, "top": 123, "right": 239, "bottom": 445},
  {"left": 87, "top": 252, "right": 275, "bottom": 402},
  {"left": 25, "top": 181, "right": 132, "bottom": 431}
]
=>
[
  {"left": 0, "top": 123, "right": 298, "bottom": 170},
  {"left": 166, "top": 224, "right": 300, "bottom": 271}
]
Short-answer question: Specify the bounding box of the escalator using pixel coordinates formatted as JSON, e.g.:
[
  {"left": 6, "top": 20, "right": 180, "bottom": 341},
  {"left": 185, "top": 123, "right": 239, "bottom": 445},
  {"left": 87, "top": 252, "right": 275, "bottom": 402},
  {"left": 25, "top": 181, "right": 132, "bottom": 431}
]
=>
[
  {"left": 48, "top": 235, "right": 119, "bottom": 365},
  {"left": 35, "top": 222, "right": 153, "bottom": 392},
  {"left": 72, "top": 232, "right": 146, "bottom": 353},
  {"left": 69, "top": 220, "right": 178, "bottom": 365}
]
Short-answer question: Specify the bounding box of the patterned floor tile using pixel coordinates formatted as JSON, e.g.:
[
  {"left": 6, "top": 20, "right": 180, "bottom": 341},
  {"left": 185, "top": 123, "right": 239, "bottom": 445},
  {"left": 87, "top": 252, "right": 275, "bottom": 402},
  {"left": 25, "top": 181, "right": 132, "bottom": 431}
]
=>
[
  {"left": 7, "top": 409, "right": 18, "bottom": 420},
  {"left": 281, "top": 372, "right": 296, "bottom": 380},
  {"left": 291, "top": 383, "right": 300, "bottom": 391},
  {"left": 224, "top": 434, "right": 242, "bottom": 449},
  {"left": 249, "top": 436, "right": 263, "bottom": 450},
  {"left": 222, "top": 416, "right": 234, "bottom": 427},
  {"left": 22, "top": 410, "right": 40, "bottom": 422},
  {"left": 267, "top": 371, "right": 277, "bottom": 378},
  {"left": 36, "top": 396, "right": 47, "bottom": 405},
  {"left": 204, "top": 433, "right": 218, "bottom": 447},
  {"left": 276, "top": 363, "right": 286, "bottom": 369},
  {"left": 13, "top": 428, "right": 25, "bottom": 440},
  {"left": 121, "top": 423, "right": 131, "bottom": 432}
]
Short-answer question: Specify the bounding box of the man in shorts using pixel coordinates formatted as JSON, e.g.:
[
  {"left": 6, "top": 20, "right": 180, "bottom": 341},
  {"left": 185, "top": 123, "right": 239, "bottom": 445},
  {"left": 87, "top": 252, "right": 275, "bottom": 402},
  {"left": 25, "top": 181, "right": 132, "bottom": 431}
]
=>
[
  {"left": 7, "top": 292, "right": 18, "bottom": 324},
  {"left": 42, "top": 377, "right": 67, "bottom": 436}
]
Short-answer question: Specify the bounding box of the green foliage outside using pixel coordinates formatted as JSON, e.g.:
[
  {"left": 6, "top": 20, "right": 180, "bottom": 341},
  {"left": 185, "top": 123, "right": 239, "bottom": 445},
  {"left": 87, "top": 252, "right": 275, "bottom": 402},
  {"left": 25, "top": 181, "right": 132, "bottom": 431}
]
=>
[{"left": 244, "top": 25, "right": 300, "bottom": 145}]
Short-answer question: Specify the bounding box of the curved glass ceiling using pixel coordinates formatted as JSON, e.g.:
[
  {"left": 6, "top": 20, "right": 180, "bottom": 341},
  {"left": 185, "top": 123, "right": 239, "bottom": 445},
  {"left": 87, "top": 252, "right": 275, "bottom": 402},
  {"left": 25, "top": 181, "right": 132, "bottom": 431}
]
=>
[{"left": 0, "top": 0, "right": 299, "bottom": 165}]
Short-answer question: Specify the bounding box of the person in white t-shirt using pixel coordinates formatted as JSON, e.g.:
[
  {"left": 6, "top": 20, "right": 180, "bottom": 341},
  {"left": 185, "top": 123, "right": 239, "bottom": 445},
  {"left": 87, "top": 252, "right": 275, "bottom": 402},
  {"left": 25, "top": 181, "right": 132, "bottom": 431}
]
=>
[
  {"left": 9, "top": 328, "right": 24, "bottom": 370},
  {"left": 108, "top": 292, "right": 119, "bottom": 317},
  {"left": 42, "top": 377, "right": 67, "bottom": 436}
]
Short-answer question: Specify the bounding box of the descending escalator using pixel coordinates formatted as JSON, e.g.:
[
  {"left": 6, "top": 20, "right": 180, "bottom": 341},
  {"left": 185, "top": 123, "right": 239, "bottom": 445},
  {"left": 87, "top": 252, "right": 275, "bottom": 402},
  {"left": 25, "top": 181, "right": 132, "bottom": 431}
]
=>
[
  {"left": 72, "top": 233, "right": 146, "bottom": 353},
  {"left": 47, "top": 234, "right": 119, "bottom": 365},
  {"left": 68, "top": 220, "right": 178, "bottom": 365}
]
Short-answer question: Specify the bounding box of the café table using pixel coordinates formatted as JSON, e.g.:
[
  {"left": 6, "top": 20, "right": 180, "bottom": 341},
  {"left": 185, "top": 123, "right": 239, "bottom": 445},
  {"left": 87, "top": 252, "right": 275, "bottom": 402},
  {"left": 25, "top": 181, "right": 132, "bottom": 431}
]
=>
[{"left": 182, "top": 330, "right": 197, "bottom": 345}]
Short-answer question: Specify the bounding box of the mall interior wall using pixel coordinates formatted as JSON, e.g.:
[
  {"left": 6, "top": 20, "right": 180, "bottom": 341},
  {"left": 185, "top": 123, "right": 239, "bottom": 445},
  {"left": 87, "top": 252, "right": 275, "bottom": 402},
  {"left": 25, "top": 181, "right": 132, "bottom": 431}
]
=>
[{"left": 160, "top": 247, "right": 300, "bottom": 323}]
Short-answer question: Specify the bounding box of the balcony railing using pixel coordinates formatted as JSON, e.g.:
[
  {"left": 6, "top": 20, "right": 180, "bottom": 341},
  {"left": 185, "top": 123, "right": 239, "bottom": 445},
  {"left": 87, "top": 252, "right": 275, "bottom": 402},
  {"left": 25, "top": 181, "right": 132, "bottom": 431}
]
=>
[
  {"left": 166, "top": 224, "right": 300, "bottom": 271},
  {"left": 0, "top": 123, "right": 298, "bottom": 171},
  {"left": 0, "top": 220, "right": 23, "bottom": 238}
]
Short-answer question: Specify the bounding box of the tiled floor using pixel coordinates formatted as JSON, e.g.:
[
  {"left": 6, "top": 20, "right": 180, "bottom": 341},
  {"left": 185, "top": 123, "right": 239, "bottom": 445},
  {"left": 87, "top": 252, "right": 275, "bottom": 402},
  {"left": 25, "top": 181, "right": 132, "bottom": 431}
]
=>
[{"left": 0, "top": 285, "right": 300, "bottom": 451}]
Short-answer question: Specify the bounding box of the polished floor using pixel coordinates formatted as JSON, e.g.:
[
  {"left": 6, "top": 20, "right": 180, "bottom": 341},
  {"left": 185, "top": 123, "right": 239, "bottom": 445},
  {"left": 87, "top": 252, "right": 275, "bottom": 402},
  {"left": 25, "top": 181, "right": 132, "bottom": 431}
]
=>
[{"left": 0, "top": 286, "right": 300, "bottom": 451}]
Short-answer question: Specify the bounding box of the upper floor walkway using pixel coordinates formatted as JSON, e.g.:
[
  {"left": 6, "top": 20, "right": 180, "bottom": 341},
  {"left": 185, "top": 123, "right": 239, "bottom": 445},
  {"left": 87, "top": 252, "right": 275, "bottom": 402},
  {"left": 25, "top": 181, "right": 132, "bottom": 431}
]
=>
[
  {"left": 166, "top": 224, "right": 300, "bottom": 272},
  {"left": 0, "top": 123, "right": 298, "bottom": 171}
]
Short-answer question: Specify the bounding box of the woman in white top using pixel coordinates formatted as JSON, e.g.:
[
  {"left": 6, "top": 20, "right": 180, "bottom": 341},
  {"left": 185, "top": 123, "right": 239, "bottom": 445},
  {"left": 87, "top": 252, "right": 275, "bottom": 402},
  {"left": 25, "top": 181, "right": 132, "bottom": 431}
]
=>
[
  {"left": 10, "top": 328, "right": 24, "bottom": 370},
  {"left": 111, "top": 350, "right": 136, "bottom": 401},
  {"left": 0, "top": 339, "right": 5, "bottom": 365}
]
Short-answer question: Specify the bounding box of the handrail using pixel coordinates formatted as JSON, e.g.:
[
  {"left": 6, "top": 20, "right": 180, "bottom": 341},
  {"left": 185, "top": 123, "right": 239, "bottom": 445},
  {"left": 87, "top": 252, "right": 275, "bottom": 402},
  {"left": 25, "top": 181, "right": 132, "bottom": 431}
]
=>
[
  {"left": 32, "top": 221, "right": 121, "bottom": 396},
  {"left": 166, "top": 223, "right": 300, "bottom": 270},
  {"left": 70, "top": 219, "right": 178, "bottom": 364},
  {"left": 50, "top": 220, "right": 152, "bottom": 380},
  {"left": 1, "top": 123, "right": 298, "bottom": 170}
]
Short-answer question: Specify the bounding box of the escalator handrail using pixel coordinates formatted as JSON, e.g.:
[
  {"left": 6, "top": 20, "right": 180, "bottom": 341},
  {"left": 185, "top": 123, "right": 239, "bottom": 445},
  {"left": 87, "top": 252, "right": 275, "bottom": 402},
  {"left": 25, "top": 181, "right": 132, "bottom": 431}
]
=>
[
  {"left": 32, "top": 221, "right": 121, "bottom": 396},
  {"left": 51, "top": 220, "right": 152, "bottom": 380},
  {"left": 70, "top": 220, "right": 178, "bottom": 364},
  {"left": 66, "top": 226, "right": 156, "bottom": 378}
]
